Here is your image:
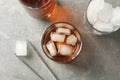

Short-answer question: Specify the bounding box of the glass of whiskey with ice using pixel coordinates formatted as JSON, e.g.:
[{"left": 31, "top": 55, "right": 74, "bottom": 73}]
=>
[{"left": 41, "top": 22, "right": 82, "bottom": 63}]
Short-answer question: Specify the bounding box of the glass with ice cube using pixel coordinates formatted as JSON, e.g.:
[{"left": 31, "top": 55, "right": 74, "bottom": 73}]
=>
[
  {"left": 86, "top": 0, "right": 120, "bottom": 35},
  {"left": 41, "top": 22, "right": 82, "bottom": 63}
]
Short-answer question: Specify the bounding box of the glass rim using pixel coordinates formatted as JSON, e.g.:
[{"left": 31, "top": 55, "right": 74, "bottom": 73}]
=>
[
  {"left": 84, "top": 0, "right": 119, "bottom": 35},
  {"left": 41, "top": 22, "right": 83, "bottom": 63}
]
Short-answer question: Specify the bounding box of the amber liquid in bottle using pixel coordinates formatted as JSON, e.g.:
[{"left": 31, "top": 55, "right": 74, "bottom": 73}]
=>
[{"left": 20, "top": 0, "right": 56, "bottom": 19}]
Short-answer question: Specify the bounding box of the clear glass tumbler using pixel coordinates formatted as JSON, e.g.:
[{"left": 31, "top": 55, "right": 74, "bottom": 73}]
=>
[
  {"left": 86, "top": 0, "right": 120, "bottom": 35},
  {"left": 41, "top": 22, "right": 82, "bottom": 63}
]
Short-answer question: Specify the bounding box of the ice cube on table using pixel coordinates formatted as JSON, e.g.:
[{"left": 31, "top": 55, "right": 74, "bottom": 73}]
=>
[
  {"left": 87, "top": 0, "right": 104, "bottom": 25},
  {"left": 66, "top": 34, "right": 77, "bottom": 46},
  {"left": 93, "top": 21, "right": 114, "bottom": 32},
  {"left": 50, "top": 32, "right": 65, "bottom": 42},
  {"left": 56, "top": 28, "right": 71, "bottom": 35},
  {"left": 46, "top": 41, "right": 57, "bottom": 56},
  {"left": 15, "top": 40, "right": 27, "bottom": 56},
  {"left": 58, "top": 44, "right": 73, "bottom": 56},
  {"left": 113, "top": 7, "right": 120, "bottom": 16},
  {"left": 97, "top": 3, "right": 113, "bottom": 23}
]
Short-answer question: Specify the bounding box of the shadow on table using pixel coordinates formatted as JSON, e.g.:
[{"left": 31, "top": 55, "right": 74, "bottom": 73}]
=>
[
  {"left": 47, "top": 4, "right": 74, "bottom": 23},
  {"left": 34, "top": 1, "right": 120, "bottom": 79},
  {"left": 54, "top": 4, "right": 120, "bottom": 79},
  {"left": 67, "top": 16, "right": 120, "bottom": 79},
  {"left": 69, "top": 31, "right": 106, "bottom": 79}
]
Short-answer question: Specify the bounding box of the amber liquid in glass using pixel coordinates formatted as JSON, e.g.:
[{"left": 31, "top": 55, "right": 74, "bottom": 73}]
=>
[
  {"left": 42, "top": 22, "right": 82, "bottom": 63},
  {"left": 20, "top": 0, "right": 56, "bottom": 19}
]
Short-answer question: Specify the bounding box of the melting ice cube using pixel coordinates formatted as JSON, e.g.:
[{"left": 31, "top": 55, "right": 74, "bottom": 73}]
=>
[
  {"left": 110, "top": 7, "right": 120, "bottom": 30},
  {"left": 97, "top": 3, "right": 113, "bottom": 23},
  {"left": 87, "top": 2, "right": 97, "bottom": 25},
  {"left": 56, "top": 28, "right": 71, "bottom": 35},
  {"left": 50, "top": 32, "right": 65, "bottom": 42},
  {"left": 93, "top": 21, "right": 114, "bottom": 32},
  {"left": 66, "top": 34, "right": 77, "bottom": 46},
  {"left": 55, "top": 23, "right": 73, "bottom": 30},
  {"left": 111, "top": 15, "right": 120, "bottom": 31},
  {"left": 46, "top": 41, "right": 57, "bottom": 56},
  {"left": 16, "top": 40, "right": 27, "bottom": 56},
  {"left": 87, "top": 0, "right": 104, "bottom": 24},
  {"left": 58, "top": 44, "right": 73, "bottom": 56},
  {"left": 113, "top": 7, "right": 120, "bottom": 16}
]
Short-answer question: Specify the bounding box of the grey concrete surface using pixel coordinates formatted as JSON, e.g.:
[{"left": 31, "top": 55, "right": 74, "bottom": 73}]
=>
[{"left": 0, "top": 0, "right": 120, "bottom": 80}]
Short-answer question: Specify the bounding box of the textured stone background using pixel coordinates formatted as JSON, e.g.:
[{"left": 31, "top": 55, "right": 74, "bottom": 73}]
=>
[{"left": 0, "top": 0, "right": 120, "bottom": 80}]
